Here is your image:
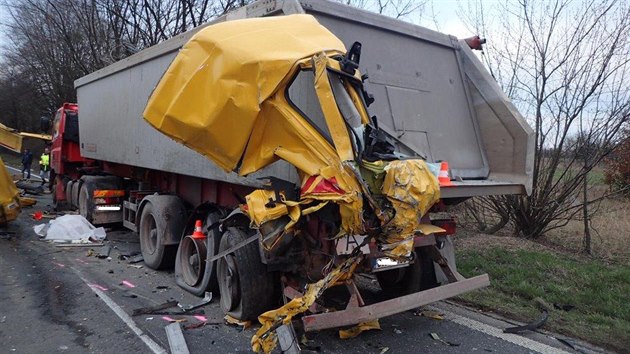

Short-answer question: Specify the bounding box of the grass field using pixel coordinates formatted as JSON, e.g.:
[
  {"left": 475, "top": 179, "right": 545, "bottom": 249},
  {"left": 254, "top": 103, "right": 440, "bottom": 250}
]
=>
[{"left": 454, "top": 232, "right": 630, "bottom": 352}]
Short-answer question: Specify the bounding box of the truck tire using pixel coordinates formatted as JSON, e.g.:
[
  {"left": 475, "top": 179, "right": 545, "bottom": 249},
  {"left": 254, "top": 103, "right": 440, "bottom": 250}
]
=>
[
  {"left": 53, "top": 177, "right": 71, "bottom": 211},
  {"left": 65, "top": 180, "right": 74, "bottom": 208},
  {"left": 377, "top": 247, "right": 438, "bottom": 297},
  {"left": 139, "top": 201, "right": 178, "bottom": 269},
  {"left": 175, "top": 209, "right": 225, "bottom": 296},
  {"left": 78, "top": 184, "right": 94, "bottom": 221},
  {"left": 71, "top": 180, "right": 83, "bottom": 210},
  {"left": 217, "top": 227, "right": 276, "bottom": 321}
]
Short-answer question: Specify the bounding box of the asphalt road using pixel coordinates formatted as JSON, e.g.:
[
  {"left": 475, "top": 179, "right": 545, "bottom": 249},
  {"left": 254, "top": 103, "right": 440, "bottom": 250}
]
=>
[{"left": 0, "top": 192, "right": 599, "bottom": 354}]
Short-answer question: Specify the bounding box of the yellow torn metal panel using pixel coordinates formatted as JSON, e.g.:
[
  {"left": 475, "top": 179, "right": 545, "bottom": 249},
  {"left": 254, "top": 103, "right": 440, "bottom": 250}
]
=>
[
  {"left": 0, "top": 156, "right": 21, "bottom": 223},
  {"left": 0, "top": 123, "right": 23, "bottom": 153},
  {"left": 143, "top": 15, "right": 346, "bottom": 172},
  {"left": 379, "top": 160, "right": 440, "bottom": 258},
  {"left": 338, "top": 319, "right": 381, "bottom": 339},
  {"left": 251, "top": 255, "right": 362, "bottom": 353}
]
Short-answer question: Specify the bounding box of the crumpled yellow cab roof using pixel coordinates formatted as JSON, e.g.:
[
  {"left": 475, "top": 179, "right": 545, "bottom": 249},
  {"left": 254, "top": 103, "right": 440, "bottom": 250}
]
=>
[{"left": 143, "top": 14, "right": 346, "bottom": 172}]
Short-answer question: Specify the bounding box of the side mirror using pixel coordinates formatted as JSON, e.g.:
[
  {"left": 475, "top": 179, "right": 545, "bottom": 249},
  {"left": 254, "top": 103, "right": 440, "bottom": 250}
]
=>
[{"left": 40, "top": 116, "right": 51, "bottom": 132}]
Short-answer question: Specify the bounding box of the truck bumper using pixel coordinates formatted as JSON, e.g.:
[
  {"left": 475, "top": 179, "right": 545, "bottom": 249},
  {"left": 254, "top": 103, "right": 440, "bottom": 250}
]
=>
[{"left": 301, "top": 274, "right": 489, "bottom": 331}]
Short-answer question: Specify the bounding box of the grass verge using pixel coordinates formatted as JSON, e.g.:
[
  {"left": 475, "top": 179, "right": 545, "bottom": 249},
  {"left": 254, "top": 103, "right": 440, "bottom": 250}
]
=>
[{"left": 455, "top": 242, "right": 630, "bottom": 353}]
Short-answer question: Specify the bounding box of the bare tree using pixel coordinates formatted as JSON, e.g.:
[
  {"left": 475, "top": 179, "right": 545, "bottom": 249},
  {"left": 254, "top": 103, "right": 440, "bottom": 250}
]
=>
[
  {"left": 0, "top": 0, "right": 253, "bottom": 130},
  {"left": 333, "top": 0, "right": 426, "bottom": 20},
  {"left": 461, "top": 0, "right": 630, "bottom": 249}
]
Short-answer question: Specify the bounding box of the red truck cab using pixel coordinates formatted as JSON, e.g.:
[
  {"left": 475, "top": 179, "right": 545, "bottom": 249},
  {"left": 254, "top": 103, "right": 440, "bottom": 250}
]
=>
[{"left": 50, "top": 103, "right": 90, "bottom": 203}]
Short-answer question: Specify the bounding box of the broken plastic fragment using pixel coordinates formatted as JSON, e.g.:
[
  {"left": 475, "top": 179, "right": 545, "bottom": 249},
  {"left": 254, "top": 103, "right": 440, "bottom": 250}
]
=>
[
  {"left": 177, "top": 291, "right": 212, "bottom": 311},
  {"left": 338, "top": 319, "right": 381, "bottom": 339}
]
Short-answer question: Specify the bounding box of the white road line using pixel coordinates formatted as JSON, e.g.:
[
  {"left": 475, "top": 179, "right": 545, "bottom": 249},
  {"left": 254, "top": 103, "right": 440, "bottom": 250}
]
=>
[
  {"left": 70, "top": 267, "right": 167, "bottom": 354},
  {"left": 435, "top": 306, "right": 572, "bottom": 354},
  {"left": 4, "top": 164, "right": 43, "bottom": 181}
]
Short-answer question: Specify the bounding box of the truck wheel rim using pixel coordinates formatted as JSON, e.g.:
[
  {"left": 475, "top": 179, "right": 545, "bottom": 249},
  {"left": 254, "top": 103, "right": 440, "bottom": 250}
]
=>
[
  {"left": 141, "top": 215, "right": 158, "bottom": 254},
  {"left": 179, "top": 235, "right": 207, "bottom": 287},
  {"left": 219, "top": 254, "right": 240, "bottom": 312}
]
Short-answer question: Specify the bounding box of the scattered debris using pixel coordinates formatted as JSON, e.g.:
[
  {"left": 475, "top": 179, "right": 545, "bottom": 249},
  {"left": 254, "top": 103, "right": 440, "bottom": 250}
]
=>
[
  {"left": 19, "top": 197, "right": 37, "bottom": 206},
  {"left": 555, "top": 337, "right": 578, "bottom": 351},
  {"left": 379, "top": 347, "right": 389, "bottom": 354},
  {"left": 339, "top": 319, "right": 381, "bottom": 339},
  {"left": 277, "top": 324, "right": 300, "bottom": 354},
  {"left": 193, "top": 315, "right": 207, "bottom": 322},
  {"left": 503, "top": 301, "right": 550, "bottom": 334},
  {"left": 56, "top": 243, "right": 104, "bottom": 248},
  {"left": 224, "top": 314, "right": 251, "bottom": 330},
  {"left": 413, "top": 309, "right": 444, "bottom": 320},
  {"left": 393, "top": 328, "right": 402, "bottom": 335},
  {"left": 52, "top": 261, "right": 65, "bottom": 268},
  {"left": 183, "top": 321, "right": 206, "bottom": 330},
  {"left": 127, "top": 264, "right": 143, "bottom": 269},
  {"left": 429, "top": 333, "right": 460, "bottom": 346},
  {"left": 127, "top": 254, "right": 144, "bottom": 264},
  {"left": 156, "top": 285, "right": 169, "bottom": 290},
  {"left": 121, "top": 280, "right": 136, "bottom": 288},
  {"left": 165, "top": 322, "right": 190, "bottom": 354},
  {"left": 146, "top": 317, "right": 154, "bottom": 321},
  {"left": 1, "top": 316, "right": 6, "bottom": 323},
  {"left": 97, "top": 245, "right": 112, "bottom": 259},
  {"left": 162, "top": 316, "right": 186, "bottom": 323},
  {"left": 132, "top": 300, "right": 178, "bottom": 316},
  {"left": 32, "top": 211, "right": 43, "bottom": 220},
  {"left": 177, "top": 292, "right": 212, "bottom": 311}
]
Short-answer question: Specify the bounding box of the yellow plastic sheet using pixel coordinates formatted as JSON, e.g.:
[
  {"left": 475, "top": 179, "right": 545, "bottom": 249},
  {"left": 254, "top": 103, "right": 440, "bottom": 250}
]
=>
[
  {"left": 144, "top": 15, "right": 345, "bottom": 172},
  {"left": 379, "top": 160, "right": 440, "bottom": 258},
  {"left": 0, "top": 156, "right": 21, "bottom": 223}
]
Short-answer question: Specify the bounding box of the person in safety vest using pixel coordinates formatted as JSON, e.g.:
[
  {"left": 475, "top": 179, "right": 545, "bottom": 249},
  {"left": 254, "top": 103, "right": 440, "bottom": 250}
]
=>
[{"left": 39, "top": 147, "right": 50, "bottom": 183}]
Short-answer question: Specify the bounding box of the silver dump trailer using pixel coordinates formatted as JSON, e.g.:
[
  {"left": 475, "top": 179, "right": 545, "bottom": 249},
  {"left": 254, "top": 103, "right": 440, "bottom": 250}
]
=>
[
  {"left": 67, "top": 0, "right": 534, "bottom": 350},
  {"left": 75, "top": 0, "right": 533, "bottom": 198}
]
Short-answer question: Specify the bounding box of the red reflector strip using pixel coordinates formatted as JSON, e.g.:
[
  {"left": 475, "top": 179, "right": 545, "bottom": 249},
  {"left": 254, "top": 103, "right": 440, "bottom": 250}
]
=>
[
  {"left": 94, "top": 197, "right": 122, "bottom": 205},
  {"left": 93, "top": 189, "right": 125, "bottom": 198}
]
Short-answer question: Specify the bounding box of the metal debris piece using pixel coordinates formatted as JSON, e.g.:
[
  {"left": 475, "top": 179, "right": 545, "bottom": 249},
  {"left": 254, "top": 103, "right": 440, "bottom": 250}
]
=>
[
  {"left": 379, "top": 347, "right": 389, "bottom": 354},
  {"left": 96, "top": 245, "right": 111, "bottom": 258},
  {"left": 503, "top": 310, "right": 549, "bottom": 334},
  {"left": 56, "top": 243, "right": 104, "bottom": 248},
  {"left": 165, "top": 322, "right": 190, "bottom": 354},
  {"left": 177, "top": 292, "right": 212, "bottom": 311},
  {"left": 127, "top": 254, "right": 144, "bottom": 264},
  {"left": 277, "top": 324, "right": 300, "bottom": 354},
  {"left": 132, "top": 300, "right": 178, "bottom": 316},
  {"left": 429, "top": 332, "right": 460, "bottom": 346}
]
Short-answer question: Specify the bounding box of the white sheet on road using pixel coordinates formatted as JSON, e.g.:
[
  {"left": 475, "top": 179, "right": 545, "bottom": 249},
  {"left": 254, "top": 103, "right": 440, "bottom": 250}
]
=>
[{"left": 35, "top": 215, "right": 106, "bottom": 242}]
